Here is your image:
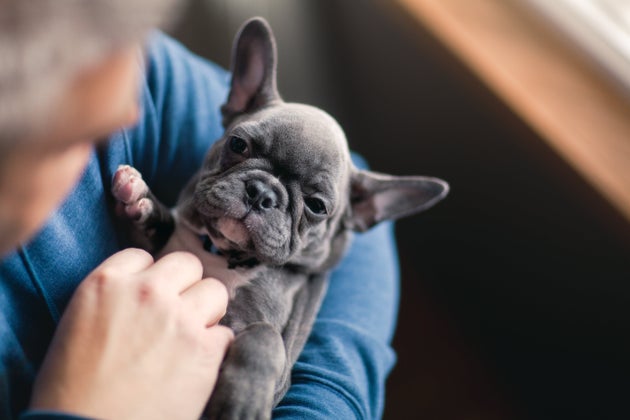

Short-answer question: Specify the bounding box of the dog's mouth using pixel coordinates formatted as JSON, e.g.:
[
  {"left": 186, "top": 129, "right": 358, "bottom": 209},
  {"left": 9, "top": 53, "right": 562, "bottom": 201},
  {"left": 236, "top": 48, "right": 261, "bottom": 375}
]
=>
[
  {"left": 203, "top": 217, "right": 260, "bottom": 268},
  {"left": 207, "top": 217, "right": 250, "bottom": 250}
]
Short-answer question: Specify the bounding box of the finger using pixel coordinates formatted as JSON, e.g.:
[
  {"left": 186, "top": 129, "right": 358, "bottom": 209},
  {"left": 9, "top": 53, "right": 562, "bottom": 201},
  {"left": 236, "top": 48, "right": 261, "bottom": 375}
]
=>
[
  {"left": 199, "top": 325, "right": 234, "bottom": 384},
  {"left": 205, "top": 325, "right": 234, "bottom": 346},
  {"left": 180, "top": 278, "right": 229, "bottom": 327},
  {"left": 140, "top": 251, "right": 203, "bottom": 293},
  {"left": 94, "top": 248, "right": 154, "bottom": 275},
  {"left": 202, "top": 325, "right": 234, "bottom": 357}
]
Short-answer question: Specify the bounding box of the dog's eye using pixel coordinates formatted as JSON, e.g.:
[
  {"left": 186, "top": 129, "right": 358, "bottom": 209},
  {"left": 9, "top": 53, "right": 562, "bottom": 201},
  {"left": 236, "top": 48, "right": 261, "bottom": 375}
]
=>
[
  {"left": 305, "top": 197, "right": 327, "bottom": 215},
  {"left": 229, "top": 136, "right": 249, "bottom": 155}
]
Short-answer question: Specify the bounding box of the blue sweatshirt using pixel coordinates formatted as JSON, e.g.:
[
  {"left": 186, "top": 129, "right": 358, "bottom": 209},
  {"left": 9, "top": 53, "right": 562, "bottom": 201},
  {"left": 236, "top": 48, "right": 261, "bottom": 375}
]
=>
[{"left": 0, "top": 32, "right": 399, "bottom": 420}]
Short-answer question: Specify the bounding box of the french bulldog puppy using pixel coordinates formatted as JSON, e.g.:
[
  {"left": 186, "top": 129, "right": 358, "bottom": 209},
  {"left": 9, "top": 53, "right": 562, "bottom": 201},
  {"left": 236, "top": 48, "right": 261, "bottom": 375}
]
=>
[{"left": 111, "top": 17, "right": 448, "bottom": 420}]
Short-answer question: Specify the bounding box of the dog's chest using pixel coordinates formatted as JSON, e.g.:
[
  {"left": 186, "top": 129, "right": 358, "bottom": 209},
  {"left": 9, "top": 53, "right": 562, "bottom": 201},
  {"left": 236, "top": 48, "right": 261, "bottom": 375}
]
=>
[{"left": 220, "top": 267, "right": 308, "bottom": 334}]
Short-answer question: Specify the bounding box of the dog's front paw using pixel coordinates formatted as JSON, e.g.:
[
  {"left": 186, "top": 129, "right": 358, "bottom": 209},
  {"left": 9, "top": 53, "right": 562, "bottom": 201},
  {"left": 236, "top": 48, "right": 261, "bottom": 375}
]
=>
[
  {"left": 205, "top": 323, "right": 284, "bottom": 420},
  {"left": 205, "top": 374, "right": 274, "bottom": 420},
  {"left": 205, "top": 350, "right": 276, "bottom": 420},
  {"left": 112, "top": 165, "right": 154, "bottom": 223}
]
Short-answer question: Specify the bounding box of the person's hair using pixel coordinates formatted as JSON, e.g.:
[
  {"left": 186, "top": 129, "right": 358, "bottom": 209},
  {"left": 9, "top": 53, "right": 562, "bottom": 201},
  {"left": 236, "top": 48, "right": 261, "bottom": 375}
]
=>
[{"left": 0, "top": 0, "right": 179, "bottom": 151}]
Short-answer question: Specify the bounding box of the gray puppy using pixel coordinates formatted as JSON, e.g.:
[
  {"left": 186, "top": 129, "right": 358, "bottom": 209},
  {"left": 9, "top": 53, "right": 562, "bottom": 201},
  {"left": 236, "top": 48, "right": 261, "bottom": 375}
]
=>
[{"left": 111, "top": 17, "right": 448, "bottom": 420}]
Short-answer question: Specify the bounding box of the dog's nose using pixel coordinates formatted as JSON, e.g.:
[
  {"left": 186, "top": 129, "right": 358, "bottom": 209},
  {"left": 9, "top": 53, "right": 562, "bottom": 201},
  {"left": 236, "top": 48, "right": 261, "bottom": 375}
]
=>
[{"left": 245, "top": 179, "right": 278, "bottom": 211}]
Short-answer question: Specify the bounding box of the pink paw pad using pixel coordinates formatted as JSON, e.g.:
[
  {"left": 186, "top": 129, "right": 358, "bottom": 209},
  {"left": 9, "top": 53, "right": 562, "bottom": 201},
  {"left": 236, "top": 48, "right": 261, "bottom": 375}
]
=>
[{"left": 112, "top": 165, "right": 152, "bottom": 222}]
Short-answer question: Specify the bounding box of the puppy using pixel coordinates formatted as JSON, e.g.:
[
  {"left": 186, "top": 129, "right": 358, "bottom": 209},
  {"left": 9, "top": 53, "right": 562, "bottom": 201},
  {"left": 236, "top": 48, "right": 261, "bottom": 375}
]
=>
[{"left": 112, "top": 17, "right": 448, "bottom": 420}]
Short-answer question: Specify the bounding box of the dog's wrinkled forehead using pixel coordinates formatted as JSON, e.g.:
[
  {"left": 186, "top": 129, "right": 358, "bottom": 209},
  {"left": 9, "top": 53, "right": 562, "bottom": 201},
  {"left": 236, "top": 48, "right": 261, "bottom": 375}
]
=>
[{"left": 232, "top": 103, "right": 351, "bottom": 184}]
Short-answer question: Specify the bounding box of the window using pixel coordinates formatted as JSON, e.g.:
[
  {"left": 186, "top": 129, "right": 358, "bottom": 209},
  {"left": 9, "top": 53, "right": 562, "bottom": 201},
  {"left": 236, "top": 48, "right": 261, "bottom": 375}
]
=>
[{"left": 525, "top": 0, "right": 630, "bottom": 90}]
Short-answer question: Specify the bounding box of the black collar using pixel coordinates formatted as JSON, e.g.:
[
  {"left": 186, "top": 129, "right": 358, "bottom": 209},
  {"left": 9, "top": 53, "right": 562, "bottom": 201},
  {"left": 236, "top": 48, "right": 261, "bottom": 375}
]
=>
[{"left": 201, "top": 235, "right": 222, "bottom": 255}]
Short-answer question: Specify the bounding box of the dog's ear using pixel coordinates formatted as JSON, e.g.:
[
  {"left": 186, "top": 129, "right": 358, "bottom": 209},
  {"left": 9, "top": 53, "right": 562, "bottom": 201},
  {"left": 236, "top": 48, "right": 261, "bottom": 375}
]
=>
[
  {"left": 221, "top": 17, "right": 281, "bottom": 127},
  {"left": 345, "top": 170, "right": 449, "bottom": 232}
]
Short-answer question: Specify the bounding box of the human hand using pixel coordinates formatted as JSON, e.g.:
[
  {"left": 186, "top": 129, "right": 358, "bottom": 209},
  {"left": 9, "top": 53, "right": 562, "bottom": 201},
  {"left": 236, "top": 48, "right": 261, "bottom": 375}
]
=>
[{"left": 29, "top": 248, "right": 233, "bottom": 420}]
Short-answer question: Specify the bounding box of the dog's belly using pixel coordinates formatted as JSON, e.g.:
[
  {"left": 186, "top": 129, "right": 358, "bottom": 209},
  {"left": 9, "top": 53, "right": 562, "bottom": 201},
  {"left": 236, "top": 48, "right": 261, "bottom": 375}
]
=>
[{"left": 157, "top": 216, "right": 260, "bottom": 298}]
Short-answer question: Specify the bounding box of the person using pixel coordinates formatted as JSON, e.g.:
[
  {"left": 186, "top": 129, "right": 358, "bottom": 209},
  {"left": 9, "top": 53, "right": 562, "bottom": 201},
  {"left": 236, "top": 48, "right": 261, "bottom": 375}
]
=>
[{"left": 0, "top": 1, "right": 400, "bottom": 419}]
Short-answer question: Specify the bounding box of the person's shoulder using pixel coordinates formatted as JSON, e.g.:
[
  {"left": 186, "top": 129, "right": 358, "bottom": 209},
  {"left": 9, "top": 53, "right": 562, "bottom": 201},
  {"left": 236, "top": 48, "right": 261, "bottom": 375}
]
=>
[
  {"left": 145, "top": 31, "right": 192, "bottom": 62},
  {"left": 145, "top": 31, "right": 187, "bottom": 67}
]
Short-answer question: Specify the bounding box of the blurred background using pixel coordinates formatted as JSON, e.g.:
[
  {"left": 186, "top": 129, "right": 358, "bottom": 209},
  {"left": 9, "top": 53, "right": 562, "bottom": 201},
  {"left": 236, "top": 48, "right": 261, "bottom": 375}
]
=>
[{"left": 168, "top": 1, "right": 630, "bottom": 419}]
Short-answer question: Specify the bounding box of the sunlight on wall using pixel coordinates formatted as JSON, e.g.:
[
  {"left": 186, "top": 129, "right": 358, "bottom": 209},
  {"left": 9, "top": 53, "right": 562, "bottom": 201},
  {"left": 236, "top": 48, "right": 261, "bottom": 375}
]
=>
[{"left": 524, "top": 0, "right": 630, "bottom": 92}]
